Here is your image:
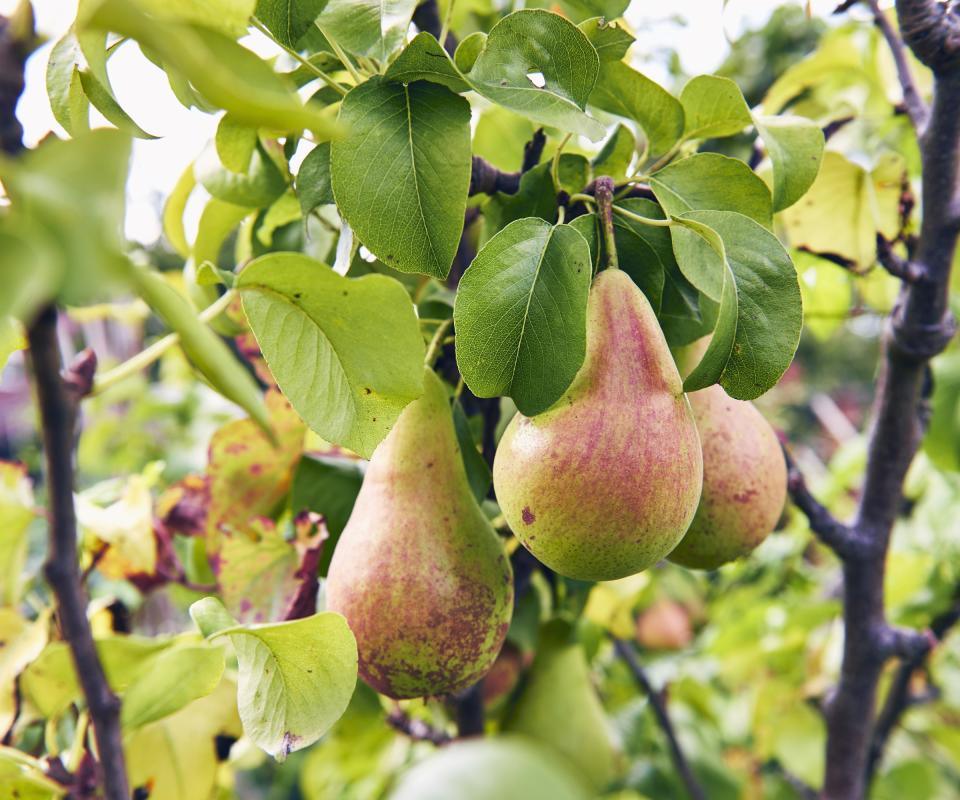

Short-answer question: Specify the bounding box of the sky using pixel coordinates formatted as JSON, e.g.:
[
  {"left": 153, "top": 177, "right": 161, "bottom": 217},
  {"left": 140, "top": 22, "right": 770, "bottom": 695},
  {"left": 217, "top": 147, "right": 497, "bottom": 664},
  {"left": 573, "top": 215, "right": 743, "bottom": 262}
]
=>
[{"left": 0, "top": 0, "right": 848, "bottom": 244}]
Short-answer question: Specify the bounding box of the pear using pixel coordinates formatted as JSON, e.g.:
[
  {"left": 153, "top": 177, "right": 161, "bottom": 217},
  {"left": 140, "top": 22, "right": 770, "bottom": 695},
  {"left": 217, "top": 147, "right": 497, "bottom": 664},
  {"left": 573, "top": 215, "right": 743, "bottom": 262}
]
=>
[
  {"left": 389, "top": 736, "right": 591, "bottom": 800},
  {"left": 502, "top": 621, "right": 620, "bottom": 791},
  {"left": 634, "top": 598, "right": 693, "bottom": 651},
  {"left": 667, "top": 383, "right": 787, "bottom": 570},
  {"left": 325, "top": 369, "right": 513, "bottom": 699},
  {"left": 493, "top": 268, "right": 703, "bottom": 581}
]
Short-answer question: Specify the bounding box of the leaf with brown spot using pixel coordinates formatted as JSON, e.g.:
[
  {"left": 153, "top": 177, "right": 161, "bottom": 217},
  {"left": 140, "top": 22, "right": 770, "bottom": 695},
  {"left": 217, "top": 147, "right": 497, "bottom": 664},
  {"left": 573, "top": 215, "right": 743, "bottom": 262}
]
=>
[{"left": 206, "top": 388, "right": 306, "bottom": 556}]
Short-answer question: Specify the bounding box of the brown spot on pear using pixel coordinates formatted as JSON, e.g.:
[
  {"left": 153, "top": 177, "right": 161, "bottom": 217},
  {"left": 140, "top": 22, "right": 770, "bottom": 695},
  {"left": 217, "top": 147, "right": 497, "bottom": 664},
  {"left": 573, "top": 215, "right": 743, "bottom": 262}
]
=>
[
  {"left": 667, "top": 337, "right": 787, "bottom": 570},
  {"left": 493, "top": 269, "right": 703, "bottom": 581},
  {"left": 325, "top": 369, "right": 513, "bottom": 699}
]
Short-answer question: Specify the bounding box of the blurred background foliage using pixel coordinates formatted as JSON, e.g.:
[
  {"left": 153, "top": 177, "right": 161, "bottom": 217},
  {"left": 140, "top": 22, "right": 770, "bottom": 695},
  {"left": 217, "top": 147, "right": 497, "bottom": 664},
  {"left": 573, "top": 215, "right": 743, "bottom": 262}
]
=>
[{"left": 2, "top": 1, "right": 960, "bottom": 799}]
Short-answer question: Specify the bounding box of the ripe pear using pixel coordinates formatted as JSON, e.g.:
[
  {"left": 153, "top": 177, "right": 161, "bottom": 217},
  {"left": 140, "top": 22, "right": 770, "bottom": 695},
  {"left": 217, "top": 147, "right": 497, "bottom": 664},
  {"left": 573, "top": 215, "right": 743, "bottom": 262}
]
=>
[
  {"left": 493, "top": 268, "right": 703, "bottom": 581},
  {"left": 502, "top": 621, "right": 620, "bottom": 791},
  {"left": 325, "top": 369, "right": 513, "bottom": 699},
  {"left": 667, "top": 339, "right": 787, "bottom": 570}
]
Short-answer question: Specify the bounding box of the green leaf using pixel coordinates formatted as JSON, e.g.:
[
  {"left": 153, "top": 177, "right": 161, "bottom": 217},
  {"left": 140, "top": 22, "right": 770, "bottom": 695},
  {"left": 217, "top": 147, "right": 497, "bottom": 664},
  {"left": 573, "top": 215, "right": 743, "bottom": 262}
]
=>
[
  {"left": 129, "top": 267, "right": 270, "bottom": 433},
  {"left": 680, "top": 75, "right": 752, "bottom": 140},
  {"left": 82, "top": 0, "right": 342, "bottom": 139},
  {"left": 205, "top": 388, "right": 306, "bottom": 558},
  {"left": 290, "top": 454, "right": 364, "bottom": 575},
  {"left": 331, "top": 78, "right": 470, "bottom": 279},
  {"left": 578, "top": 17, "right": 634, "bottom": 62},
  {"left": 611, "top": 198, "right": 674, "bottom": 312},
  {"left": 569, "top": 213, "right": 600, "bottom": 274},
  {"left": 192, "top": 198, "right": 251, "bottom": 267},
  {"left": 780, "top": 151, "right": 904, "bottom": 268},
  {"left": 453, "top": 401, "right": 492, "bottom": 504},
  {"left": 464, "top": 10, "right": 604, "bottom": 140},
  {"left": 454, "top": 32, "right": 485, "bottom": 73},
  {"left": 454, "top": 218, "right": 592, "bottom": 415},
  {"left": 196, "top": 140, "right": 287, "bottom": 208},
  {"left": 163, "top": 163, "right": 196, "bottom": 258},
  {"left": 22, "top": 636, "right": 171, "bottom": 719},
  {"left": 0, "top": 130, "right": 132, "bottom": 310},
  {"left": 557, "top": 0, "right": 630, "bottom": 22},
  {"left": 754, "top": 115, "right": 824, "bottom": 211},
  {"left": 673, "top": 211, "right": 802, "bottom": 399},
  {"left": 592, "top": 124, "right": 635, "bottom": 182},
  {"left": 474, "top": 106, "right": 536, "bottom": 172},
  {"left": 297, "top": 142, "right": 334, "bottom": 216},
  {"left": 556, "top": 153, "right": 591, "bottom": 196},
  {"left": 190, "top": 597, "right": 358, "bottom": 760},
  {"left": 317, "top": 0, "right": 418, "bottom": 61},
  {"left": 649, "top": 153, "right": 773, "bottom": 228},
  {"left": 121, "top": 644, "right": 225, "bottom": 730},
  {"left": 237, "top": 253, "right": 425, "bottom": 458},
  {"left": 0, "top": 747, "right": 66, "bottom": 798},
  {"left": 384, "top": 32, "right": 471, "bottom": 93},
  {"left": 0, "top": 462, "right": 34, "bottom": 607},
  {"left": 45, "top": 33, "right": 89, "bottom": 136},
  {"left": 0, "top": 318, "right": 25, "bottom": 376},
  {"left": 795, "top": 250, "right": 854, "bottom": 339},
  {"left": 255, "top": 0, "right": 328, "bottom": 47},
  {"left": 136, "top": 0, "right": 257, "bottom": 38},
  {"left": 215, "top": 114, "right": 257, "bottom": 172},
  {"left": 483, "top": 162, "right": 557, "bottom": 234},
  {"left": 590, "top": 61, "right": 684, "bottom": 158},
  {"left": 78, "top": 68, "right": 158, "bottom": 139},
  {"left": 124, "top": 676, "right": 241, "bottom": 800}
]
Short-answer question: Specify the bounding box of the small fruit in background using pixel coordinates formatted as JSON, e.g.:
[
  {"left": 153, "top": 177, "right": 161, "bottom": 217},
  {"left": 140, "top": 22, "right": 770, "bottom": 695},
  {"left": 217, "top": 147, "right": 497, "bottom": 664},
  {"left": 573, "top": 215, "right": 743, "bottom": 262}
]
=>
[{"left": 635, "top": 599, "right": 694, "bottom": 651}]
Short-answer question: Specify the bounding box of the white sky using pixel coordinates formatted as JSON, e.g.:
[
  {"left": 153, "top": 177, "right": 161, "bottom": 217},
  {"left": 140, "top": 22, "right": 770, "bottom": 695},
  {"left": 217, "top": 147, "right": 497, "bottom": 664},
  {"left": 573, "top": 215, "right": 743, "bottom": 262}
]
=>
[{"left": 1, "top": 0, "right": 845, "bottom": 244}]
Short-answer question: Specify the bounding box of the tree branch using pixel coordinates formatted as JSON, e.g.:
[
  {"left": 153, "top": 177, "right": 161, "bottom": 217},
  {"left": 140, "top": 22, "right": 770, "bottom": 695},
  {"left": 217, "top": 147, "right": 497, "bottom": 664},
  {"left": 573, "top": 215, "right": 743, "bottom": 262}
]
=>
[
  {"left": 820, "top": 8, "right": 960, "bottom": 796},
  {"left": 866, "top": 590, "right": 960, "bottom": 785},
  {"left": 782, "top": 445, "right": 871, "bottom": 560},
  {"left": 468, "top": 129, "right": 546, "bottom": 196},
  {"left": 412, "top": 0, "right": 456, "bottom": 56},
  {"left": 613, "top": 639, "right": 707, "bottom": 800},
  {"left": 866, "top": 0, "right": 929, "bottom": 131},
  {"left": 27, "top": 308, "right": 130, "bottom": 800}
]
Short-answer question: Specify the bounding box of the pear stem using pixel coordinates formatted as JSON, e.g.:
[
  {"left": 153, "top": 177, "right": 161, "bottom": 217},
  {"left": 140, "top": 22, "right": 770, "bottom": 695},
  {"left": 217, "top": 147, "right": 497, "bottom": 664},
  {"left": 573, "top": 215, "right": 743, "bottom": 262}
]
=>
[
  {"left": 424, "top": 317, "right": 454, "bottom": 367},
  {"left": 594, "top": 176, "right": 619, "bottom": 270}
]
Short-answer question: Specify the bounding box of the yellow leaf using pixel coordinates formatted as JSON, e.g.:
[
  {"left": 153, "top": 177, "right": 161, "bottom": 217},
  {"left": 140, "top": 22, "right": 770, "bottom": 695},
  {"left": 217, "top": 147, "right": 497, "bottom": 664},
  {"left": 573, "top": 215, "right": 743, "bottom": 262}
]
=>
[{"left": 76, "top": 475, "right": 156, "bottom": 579}]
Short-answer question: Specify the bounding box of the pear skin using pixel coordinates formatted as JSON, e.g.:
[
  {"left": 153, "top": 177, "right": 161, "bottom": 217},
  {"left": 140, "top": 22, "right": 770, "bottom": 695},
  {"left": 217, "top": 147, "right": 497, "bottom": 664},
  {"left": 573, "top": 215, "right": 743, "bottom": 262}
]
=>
[
  {"left": 502, "top": 621, "right": 620, "bottom": 791},
  {"left": 667, "top": 384, "right": 787, "bottom": 569},
  {"left": 493, "top": 269, "right": 703, "bottom": 581},
  {"left": 325, "top": 369, "right": 513, "bottom": 699}
]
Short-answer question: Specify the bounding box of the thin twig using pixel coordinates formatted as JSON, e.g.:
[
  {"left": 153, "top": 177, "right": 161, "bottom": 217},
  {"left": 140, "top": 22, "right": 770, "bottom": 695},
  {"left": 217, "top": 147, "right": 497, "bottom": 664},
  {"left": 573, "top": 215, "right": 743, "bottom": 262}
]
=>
[
  {"left": 866, "top": 0, "right": 929, "bottom": 131},
  {"left": 782, "top": 444, "right": 869, "bottom": 559},
  {"left": 387, "top": 707, "right": 453, "bottom": 745},
  {"left": 27, "top": 307, "right": 129, "bottom": 800},
  {"left": 613, "top": 639, "right": 707, "bottom": 800},
  {"left": 866, "top": 590, "right": 960, "bottom": 784}
]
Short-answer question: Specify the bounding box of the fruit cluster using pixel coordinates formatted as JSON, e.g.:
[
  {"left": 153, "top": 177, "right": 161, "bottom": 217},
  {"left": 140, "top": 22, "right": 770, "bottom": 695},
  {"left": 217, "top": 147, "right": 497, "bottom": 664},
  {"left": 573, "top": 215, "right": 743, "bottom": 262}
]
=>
[{"left": 327, "top": 268, "right": 786, "bottom": 701}]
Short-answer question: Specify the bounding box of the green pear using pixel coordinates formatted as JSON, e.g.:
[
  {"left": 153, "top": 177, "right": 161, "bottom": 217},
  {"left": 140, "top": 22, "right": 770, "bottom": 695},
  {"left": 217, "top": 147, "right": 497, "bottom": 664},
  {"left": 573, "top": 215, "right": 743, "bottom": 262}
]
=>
[
  {"left": 325, "top": 369, "right": 513, "bottom": 699},
  {"left": 493, "top": 268, "right": 703, "bottom": 581},
  {"left": 389, "top": 736, "right": 591, "bottom": 800},
  {"left": 667, "top": 383, "right": 787, "bottom": 569},
  {"left": 502, "top": 621, "right": 620, "bottom": 791}
]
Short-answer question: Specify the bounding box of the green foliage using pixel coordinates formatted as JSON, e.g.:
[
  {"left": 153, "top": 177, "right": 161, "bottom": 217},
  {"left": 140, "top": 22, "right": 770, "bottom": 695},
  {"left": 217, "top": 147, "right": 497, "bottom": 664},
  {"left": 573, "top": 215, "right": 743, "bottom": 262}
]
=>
[
  {"left": 191, "top": 597, "right": 358, "bottom": 760},
  {"left": 238, "top": 252, "right": 425, "bottom": 458},
  {"left": 6, "top": 2, "right": 959, "bottom": 798},
  {"left": 454, "top": 218, "right": 592, "bottom": 415},
  {"left": 331, "top": 79, "right": 471, "bottom": 279}
]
